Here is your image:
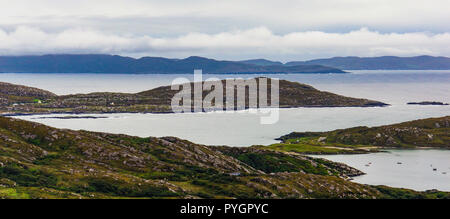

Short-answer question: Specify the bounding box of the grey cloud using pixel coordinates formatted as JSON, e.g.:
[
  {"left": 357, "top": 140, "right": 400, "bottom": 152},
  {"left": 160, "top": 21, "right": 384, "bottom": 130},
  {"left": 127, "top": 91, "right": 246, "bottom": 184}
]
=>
[
  {"left": 0, "top": 26, "right": 449, "bottom": 61},
  {"left": 1, "top": 0, "right": 449, "bottom": 60},
  {"left": 1, "top": 0, "right": 450, "bottom": 34}
]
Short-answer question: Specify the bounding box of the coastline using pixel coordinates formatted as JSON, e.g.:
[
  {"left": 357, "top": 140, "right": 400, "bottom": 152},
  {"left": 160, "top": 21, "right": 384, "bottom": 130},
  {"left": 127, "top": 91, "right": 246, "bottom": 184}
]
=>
[{"left": 0, "top": 103, "right": 391, "bottom": 117}]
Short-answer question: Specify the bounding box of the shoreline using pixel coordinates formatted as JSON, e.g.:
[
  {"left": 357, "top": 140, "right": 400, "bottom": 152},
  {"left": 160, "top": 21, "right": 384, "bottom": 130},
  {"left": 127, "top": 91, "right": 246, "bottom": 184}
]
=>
[{"left": 0, "top": 104, "right": 391, "bottom": 117}]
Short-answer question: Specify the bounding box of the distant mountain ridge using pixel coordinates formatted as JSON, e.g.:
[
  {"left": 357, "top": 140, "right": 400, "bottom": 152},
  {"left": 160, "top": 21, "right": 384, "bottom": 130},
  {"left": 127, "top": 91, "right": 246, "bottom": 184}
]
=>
[
  {"left": 2, "top": 54, "right": 448, "bottom": 73},
  {"left": 239, "top": 59, "right": 283, "bottom": 66},
  {"left": 0, "top": 54, "right": 344, "bottom": 74},
  {"left": 241, "top": 56, "right": 450, "bottom": 70},
  {"left": 286, "top": 55, "right": 450, "bottom": 70}
]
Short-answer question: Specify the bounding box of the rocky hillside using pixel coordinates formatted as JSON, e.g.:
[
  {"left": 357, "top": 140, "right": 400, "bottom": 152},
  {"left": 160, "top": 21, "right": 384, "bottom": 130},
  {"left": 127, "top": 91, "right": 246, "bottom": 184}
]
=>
[
  {"left": 273, "top": 116, "right": 450, "bottom": 154},
  {"left": 139, "top": 78, "right": 386, "bottom": 108},
  {"left": 1, "top": 116, "right": 447, "bottom": 199},
  {"left": 214, "top": 146, "right": 364, "bottom": 178},
  {"left": 275, "top": 79, "right": 386, "bottom": 107},
  {"left": 0, "top": 82, "right": 56, "bottom": 107},
  {"left": 1, "top": 78, "right": 387, "bottom": 114}
]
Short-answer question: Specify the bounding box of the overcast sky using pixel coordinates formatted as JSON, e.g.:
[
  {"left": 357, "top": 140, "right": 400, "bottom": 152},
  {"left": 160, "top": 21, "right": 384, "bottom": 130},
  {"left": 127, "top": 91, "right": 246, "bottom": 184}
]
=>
[{"left": 0, "top": 0, "right": 449, "bottom": 61}]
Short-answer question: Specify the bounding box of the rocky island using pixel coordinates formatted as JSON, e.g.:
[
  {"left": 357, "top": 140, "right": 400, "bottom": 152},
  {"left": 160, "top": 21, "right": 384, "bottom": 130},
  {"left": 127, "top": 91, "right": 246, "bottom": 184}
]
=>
[
  {"left": 407, "top": 101, "right": 449, "bottom": 106},
  {"left": 0, "top": 79, "right": 388, "bottom": 115}
]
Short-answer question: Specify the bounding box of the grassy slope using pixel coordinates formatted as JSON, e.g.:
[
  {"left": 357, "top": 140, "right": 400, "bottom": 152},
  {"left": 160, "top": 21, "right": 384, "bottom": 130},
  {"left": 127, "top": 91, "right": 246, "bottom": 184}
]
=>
[
  {"left": 0, "top": 116, "right": 447, "bottom": 199},
  {"left": 269, "top": 116, "right": 450, "bottom": 154}
]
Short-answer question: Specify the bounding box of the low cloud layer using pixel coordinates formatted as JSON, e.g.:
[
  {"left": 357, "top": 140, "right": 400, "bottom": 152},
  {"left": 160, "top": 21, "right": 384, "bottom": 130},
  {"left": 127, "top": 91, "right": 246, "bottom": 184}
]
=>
[
  {"left": 1, "top": 26, "right": 449, "bottom": 61},
  {"left": 1, "top": 0, "right": 449, "bottom": 60}
]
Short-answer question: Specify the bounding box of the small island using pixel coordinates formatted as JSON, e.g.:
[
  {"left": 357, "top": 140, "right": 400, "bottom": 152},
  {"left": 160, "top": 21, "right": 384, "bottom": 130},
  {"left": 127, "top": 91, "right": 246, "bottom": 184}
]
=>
[{"left": 407, "top": 101, "right": 449, "bottom": 106}]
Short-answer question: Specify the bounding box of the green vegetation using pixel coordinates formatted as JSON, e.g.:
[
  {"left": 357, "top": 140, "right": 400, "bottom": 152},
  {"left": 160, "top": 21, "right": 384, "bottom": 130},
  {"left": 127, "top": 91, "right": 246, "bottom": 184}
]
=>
[
  {"left": 0, "top": 116, "right": 449, "bottom": 199},
  {"left": 0, "top": 164, "right": 57, "bottom": 188},
  {"left": 266, "top": 143, "right": 355, "bottom": 154},
  {"left": 236, "top": 153, "right": 328, "bottom": 175},
  {"left": 0, "top": 188, "right": 30, "bottom": 199},
  {"left": 263, "top": 136, "right": 378, "bottom": 155},
  {"left": 269, "top": 117, "right": 450, "bottom": 155},
  {"left": 217, "top": 147, "right": 333, "bottom": 175},
  {"left": 377, "top": 186, "right": 450, "bottom": 199}
]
